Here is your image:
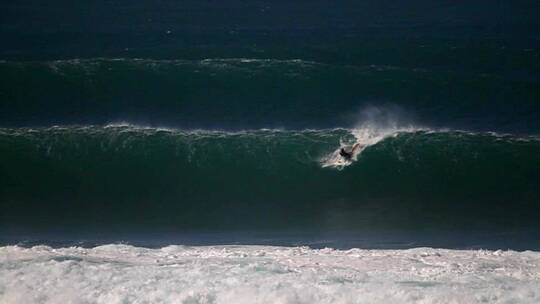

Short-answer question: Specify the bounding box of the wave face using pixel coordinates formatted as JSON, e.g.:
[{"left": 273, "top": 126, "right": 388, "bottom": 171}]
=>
[
  {"left": 1, "top": 58, "right": 540, "bottom": 132},
  {"left": 1, "top": 125, "right": 539, "bottom": 234}
]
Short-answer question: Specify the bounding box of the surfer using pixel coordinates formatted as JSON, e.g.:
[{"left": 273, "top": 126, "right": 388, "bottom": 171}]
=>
[{"left": 339, "top": 143, "right": 361, "bottom": 160}]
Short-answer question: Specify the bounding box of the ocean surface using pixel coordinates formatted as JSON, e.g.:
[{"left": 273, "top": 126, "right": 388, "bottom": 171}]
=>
[{"left": 1, "top": 1, "right": 540, "bottom": 303}]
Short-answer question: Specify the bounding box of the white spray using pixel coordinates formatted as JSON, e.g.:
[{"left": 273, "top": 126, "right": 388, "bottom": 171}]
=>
[{"left": 322, "top": 106, "right": 423, "bottom": 169}]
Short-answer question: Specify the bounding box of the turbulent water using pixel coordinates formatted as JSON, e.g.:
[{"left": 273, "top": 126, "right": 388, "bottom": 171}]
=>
[
  {"left": 2, "top": 1, "right": 540, "bottom": 303},
  {"left": 2, "top": 245, "right": 540, "bottom": 304}
]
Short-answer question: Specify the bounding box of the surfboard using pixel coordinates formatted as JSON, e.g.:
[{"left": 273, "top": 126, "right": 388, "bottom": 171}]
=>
[{"left": 321, "top": 145, "right": 362, "bottom": 169}]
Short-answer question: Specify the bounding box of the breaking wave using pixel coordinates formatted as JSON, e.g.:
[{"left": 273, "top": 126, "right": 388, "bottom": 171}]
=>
[{"left": 1, "top": 124, "right": 539, "bottom": 232}]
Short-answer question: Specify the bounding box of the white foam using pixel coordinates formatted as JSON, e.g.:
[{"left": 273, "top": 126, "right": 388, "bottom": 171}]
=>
[
  {"left": 321, "top": 105, "right": 425, "bottom": 170},
  {"left": 1, "top": 245, "right": 539, "bottom": 304},
  {"left": 320, "top": 127, "right": 420, "bottom": 169}
]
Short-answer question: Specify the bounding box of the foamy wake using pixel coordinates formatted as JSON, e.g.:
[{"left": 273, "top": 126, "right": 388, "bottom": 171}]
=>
[
  {"left": 321, "top": 106, "right": 425, "bottom": 169},
  {"left": 1, "top": 245, "right": 539, "bottom": 304},
  {"left": 321, "top": 125, "right": 423, "bottom": 169}
]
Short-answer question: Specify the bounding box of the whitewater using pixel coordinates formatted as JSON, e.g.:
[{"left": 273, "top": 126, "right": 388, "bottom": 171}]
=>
[{"left": 1, "top": 245, "right": 539, "bottom": 304}]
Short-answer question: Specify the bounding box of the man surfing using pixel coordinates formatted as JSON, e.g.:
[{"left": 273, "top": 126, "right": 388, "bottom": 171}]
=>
[{"left": 339, "top": 143, "right": 361, "bottom": 160}]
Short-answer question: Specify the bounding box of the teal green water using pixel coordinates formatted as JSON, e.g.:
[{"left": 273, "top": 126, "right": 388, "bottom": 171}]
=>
[
  {"left": 2, "top": 126, "right": 539, "bottom": 232},
  {"left": 1, "top": 58, "right": 539, "bottom": 131}
]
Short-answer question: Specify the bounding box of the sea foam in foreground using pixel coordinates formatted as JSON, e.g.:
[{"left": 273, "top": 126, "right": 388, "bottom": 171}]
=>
[{"left": 1, "top": 245, "right": 539, "bottom": 303}]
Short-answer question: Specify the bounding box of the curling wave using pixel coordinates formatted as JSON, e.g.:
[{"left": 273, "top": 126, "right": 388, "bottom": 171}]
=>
[{"left": 1, "top": 125, "right": 539, "bottom": 233}]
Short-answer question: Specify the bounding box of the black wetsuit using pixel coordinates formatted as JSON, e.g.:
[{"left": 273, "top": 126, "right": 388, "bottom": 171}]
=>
[{"left": 339, "top": 148, "right": 352, "bottom": 160}]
